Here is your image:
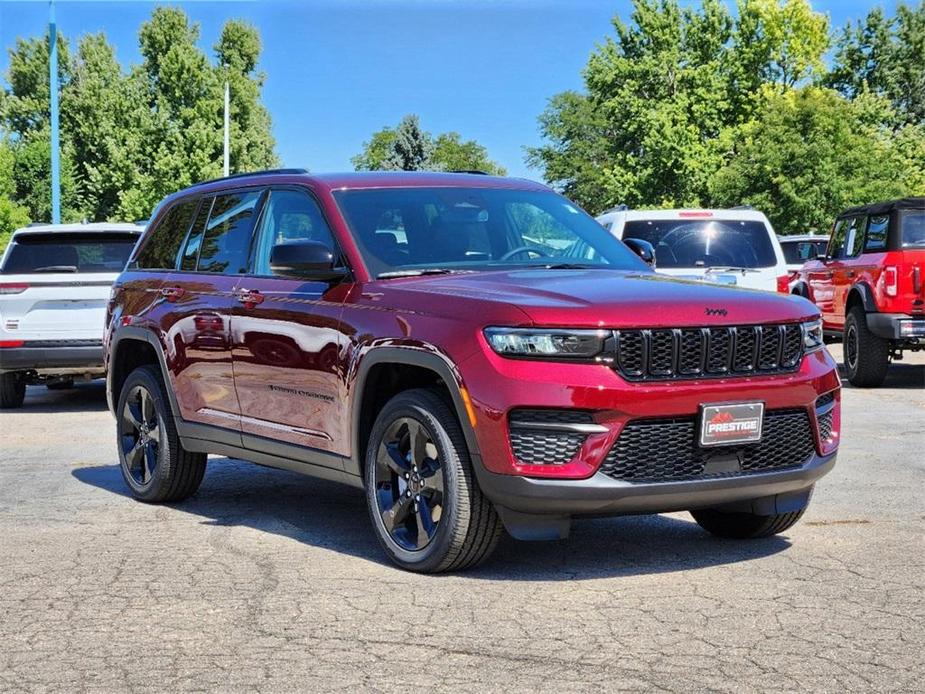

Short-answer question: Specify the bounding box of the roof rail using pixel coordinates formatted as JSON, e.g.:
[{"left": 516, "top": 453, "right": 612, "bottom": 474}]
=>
[
  {"left": 191, "top": 168, "right": 309, "bottom": 188},
  {"left": 448, "top": 169, "right": 490, "bottom": 175},
  {"left": 600, "top": 203, "right": 629, "bottom": 214},
  {"left": 730, "top": 204, "right": 754, "bottom": 210}
]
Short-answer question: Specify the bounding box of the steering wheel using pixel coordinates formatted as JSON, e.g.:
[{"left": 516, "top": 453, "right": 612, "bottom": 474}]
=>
[{"left": 499, "top": 246, "right": 551, "bottom": 261}]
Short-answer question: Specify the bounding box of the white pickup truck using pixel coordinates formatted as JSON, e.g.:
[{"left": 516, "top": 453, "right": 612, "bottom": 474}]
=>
[{"left": 0, "top": 223, "right": 144, "bottom": 407}]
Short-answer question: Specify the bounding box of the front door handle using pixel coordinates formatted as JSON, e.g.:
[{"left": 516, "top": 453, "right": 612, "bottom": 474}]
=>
[
  {"left": 160, "top": 286, "right": 185, "bottom": 302},
  {"left": 847, "top": 270, "right": 856, "bottom": 278},
  {"left": 236, "top": 289, "right": 264, "bottom": 308}
]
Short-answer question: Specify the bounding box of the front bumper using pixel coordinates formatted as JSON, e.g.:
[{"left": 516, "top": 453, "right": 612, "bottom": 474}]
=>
[
  {"left": 867, "top": 313, "right": 925, "bottom": 340},
  {"left": 475, "top": 449, "right": 836, "bottom": 517},
  {"left": 0, "top": 342, "right": 104, "bottom": 373}
]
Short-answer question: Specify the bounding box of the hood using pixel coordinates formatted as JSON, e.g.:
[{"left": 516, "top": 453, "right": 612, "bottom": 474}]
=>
[{"left": 376, "top": 269, "right": 817, "bottom": 328}]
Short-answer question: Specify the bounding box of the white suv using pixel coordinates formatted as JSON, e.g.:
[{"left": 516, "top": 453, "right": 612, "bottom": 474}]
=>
[
  {"left": 596, "top": 207, "right": 790, "bottom": 293},
  {"left": 0, "top": 223, "right": 144, "bottom": 407}
]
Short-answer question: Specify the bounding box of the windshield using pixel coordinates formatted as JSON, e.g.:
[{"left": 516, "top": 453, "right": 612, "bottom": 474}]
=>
[
  {"left": 1, "top": 233, "right": 138, "bottom": 274},
  {"left": 621, "top": 219, "right": 777, "bottom": 269},
  {"left": 901, "top": 211, "right": 925, "bottom": 248},
  {"left": 780, "top": 239, "right": 827, "bottom": 264},
  {"left": 332, "top": 187, "right": 647, "bottom": 277}
]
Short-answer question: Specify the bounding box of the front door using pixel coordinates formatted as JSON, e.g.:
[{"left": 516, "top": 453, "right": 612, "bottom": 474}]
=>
[
  {"left": 831, "top": 216, "right": 866, "bottom": 329},
  {"left": 231, "top": 187, "right": 350, "bottom": 460},
  {"left": 807, "top": 218, "right": 849, "bottom": 326},
  {"left": 162, "top": 189, "right": 265, "bottom": 439}
]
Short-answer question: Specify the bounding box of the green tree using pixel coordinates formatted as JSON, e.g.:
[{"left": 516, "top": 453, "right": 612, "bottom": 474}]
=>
[
  {"left": 709, "top": 87, "right": 918, "bottom": 232},
  {"left": 0, "top": 139, "right": 30, "bottom": 251},
  {"left": 827, "top": 2, "right": 925, "bottom": 124},
  {"left": 383, "top": 115, "right": 434, "bottom": 171},
  {"left": 353, "top": 115, "right": 505, "bottom": 173}
]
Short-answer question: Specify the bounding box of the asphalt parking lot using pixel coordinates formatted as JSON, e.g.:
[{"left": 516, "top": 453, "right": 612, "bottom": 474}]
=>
[{"left": 0, "top": 345, "right": 922, "bottom": 693}]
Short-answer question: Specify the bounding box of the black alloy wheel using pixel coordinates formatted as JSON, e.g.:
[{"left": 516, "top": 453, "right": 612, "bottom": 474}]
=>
[
  {"left": 119, "top": 384, "right": 161, "bottom": 486},
  {"left": 373, "top": 417, "right": 445, "bottom": 551}
]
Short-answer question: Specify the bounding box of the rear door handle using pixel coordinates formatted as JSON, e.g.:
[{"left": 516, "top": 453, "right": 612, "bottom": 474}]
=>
[
  {"left": 160, "top": 286, "right": 185, "bottom": 301},
  {"left": 236, "top": 289, "right": 264, "bottom": 307}
]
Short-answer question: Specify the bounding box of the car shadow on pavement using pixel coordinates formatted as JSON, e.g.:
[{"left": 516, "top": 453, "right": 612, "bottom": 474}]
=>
[
  {"left": 837, "top": 361, "right": 925, "bottom": 389},
  {"left": 19, "top": 383, "right": 110, "bottom": 413},
  {"left": 73, "top": 459, "right": 791, "bottom": 580}
]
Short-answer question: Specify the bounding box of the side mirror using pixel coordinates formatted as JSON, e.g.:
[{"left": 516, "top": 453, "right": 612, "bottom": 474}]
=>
[
  {"left": 815, "top": 254, "right": 829, "bottom": 263},
  {"left": 269, "top": 240, "right": 348, "bottom": 281},
  {"left": 624, "top": 237, "right": 656, "bottom": 267}
]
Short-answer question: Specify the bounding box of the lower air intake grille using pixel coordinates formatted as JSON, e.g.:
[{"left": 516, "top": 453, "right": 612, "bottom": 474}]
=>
[
  {"left": 815, "top": 392, "right": 836, "bottom": 442},
  {"left": 599, "top": 409, "right": 815, "bottom": 482},
  {"left": 508, "top": 409, "right": 592, "bottom": 465}
]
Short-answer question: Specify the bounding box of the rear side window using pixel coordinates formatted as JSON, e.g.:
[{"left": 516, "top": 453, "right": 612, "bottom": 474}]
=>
[
  {"left": 197, "top": 190, "right": 262, "bottom": 274},
  {"left": 901, "top": 211, "right": 925, "bottom": 248},
  {"left": 1, "top": 233, "right": 138, "bottom": 274},
  {"left": 845, "top": 217, "right": 865, "bottom": 257},
  {"left": 135, "top": 199, "right": 198, "bottom": 270},
  {"left": 864, "top": 215, "right": 889, "bottom": 252},
  {"left": 180, "top": 199, "right": 213, "bottom": 271}
]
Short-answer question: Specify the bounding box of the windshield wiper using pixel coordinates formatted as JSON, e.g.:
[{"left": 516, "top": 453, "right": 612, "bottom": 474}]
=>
[
  {"left": 377, "top": 268, "right": 474, "bottom": 279},
  {"left": 33, "top": 265, "right": 78, "bottom": 273},
  {"left": 700, "top": 265, "right": 761, "bottom": 274},
  {"left": 541, "top": 262, "right": 600, "bottom": 270}
]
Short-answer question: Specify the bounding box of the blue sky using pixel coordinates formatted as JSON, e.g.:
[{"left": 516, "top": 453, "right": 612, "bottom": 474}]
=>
[{"left": 0, "top": 0, "right": 897, "bottom": 179}]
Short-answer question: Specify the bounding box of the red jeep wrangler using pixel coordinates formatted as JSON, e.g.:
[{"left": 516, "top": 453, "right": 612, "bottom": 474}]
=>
[
  {"left": 794, "top": 197, "right": 925, "bottom": 387},
  {"left": 105, "top": 170, "right": 840, "bottom": 572}
]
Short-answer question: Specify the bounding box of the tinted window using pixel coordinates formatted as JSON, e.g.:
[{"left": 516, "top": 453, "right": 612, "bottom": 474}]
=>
[
  {"left": 253, "top": 189, "right": 337, "bottom": 275},
  {"left": 901, "top": 211, "right": 925, "bottom": 248},
  {"left": 135, "top": 199, "right": 198, "bottom": 270},
  {"left": 828, "top": 219, "right": 848, "bottom": 259},
  {"left": 333, "top": 187, "right": 645, "bottom": 277},
  {"left": 1, "top": 233, "right": 138, "bottom": 274},
  {"left": 865, "top": 215, "right": 889, "bottom": 252},
  {"left": 197, "top": 190, "right": 262, "bottom": 274},
  {"left": 780, "top": 240, "right": 827, "bottom": 264},
  {"left": 180, "top": 199, "right": 213, "bottom": 271},
  {"left": 621, "top": 219, "right": 776, "bottom": 269},
  {"left": 845, "top": 217, "right": 865, "bottom": 257}
]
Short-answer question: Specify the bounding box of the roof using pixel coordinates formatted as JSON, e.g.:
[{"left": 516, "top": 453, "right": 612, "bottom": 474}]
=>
[
  {"left": 777, "top": 234, "right": 829, "bottom": 242},
  {"left": 597, "top": 208, "right": 770, "bottom": 223},
  {"left": 838, "top": 197, "right": 925, "bottom": 218},
  {"left": 160, "top": 170, "right": 549, "bottom": 206},
  {"left": 13, "top": 222, "right": 145, "bottom": 236}
]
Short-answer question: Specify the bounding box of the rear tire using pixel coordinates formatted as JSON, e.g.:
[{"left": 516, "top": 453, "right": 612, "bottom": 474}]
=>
[
  {"left": 691, "top": 508, "right": 806, "bottom": 539},
  {"left": 364, "top": 388, "right": 503, "bottom": 573},
  {"left": 844, "top": 305, "right": 889, "bottom": 387},
  {"left": 116, "top": 365, "right": 207, "bottom": 503},
  {"left": 0, "top": 372, "right": 26, "bottom": 408}
]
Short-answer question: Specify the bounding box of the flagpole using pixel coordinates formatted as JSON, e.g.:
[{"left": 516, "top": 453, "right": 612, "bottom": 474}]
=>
[{"left": 49, "top": 0, "right": 61, "bottom": 223}]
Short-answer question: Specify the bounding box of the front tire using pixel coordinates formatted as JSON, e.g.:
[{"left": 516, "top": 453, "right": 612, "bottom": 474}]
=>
[
  {"left": 844, "top": 305, "right": 889, "bottom": 387},
  {"left": 116, "top": 365, "right": 207, "bottom": 503},
  {"left": 364, "top": 388, "right": 503, "bottom": 573},
  {"left": 691, "top": 507, "right": 806, "bottom": 539},
  {"left": 0, "top": 372, "right": 26, "bottom": 408}
]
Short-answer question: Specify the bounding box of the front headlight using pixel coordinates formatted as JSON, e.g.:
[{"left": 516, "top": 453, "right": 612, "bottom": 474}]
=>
[
  {"left": 802, "top": 318, "right": 824, "bottom": 352},
  {"left": 484, "top": 327, "right": 607, "bottom": 360}
]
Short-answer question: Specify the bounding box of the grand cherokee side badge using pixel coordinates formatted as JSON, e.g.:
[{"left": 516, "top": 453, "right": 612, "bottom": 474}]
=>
[{"left": 705, "top": 307, "right": 728, "bottom": 316}]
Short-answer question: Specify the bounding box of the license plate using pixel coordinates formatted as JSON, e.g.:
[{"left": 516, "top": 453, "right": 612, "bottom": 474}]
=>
[{"left": 699, "top": 402, "right": 764, "bottom": 447}]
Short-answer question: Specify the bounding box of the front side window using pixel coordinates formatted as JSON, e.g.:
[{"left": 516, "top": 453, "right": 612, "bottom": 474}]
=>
[
  {"left": 845, "top": 217, "right": 866, "bottom": 257},
  {"left": 252, "top": 189, "right": 337, "bottom": 275},
  {"left": 135, "top": 199, "right": 198, "bottom": 270},
  {"left": 900, "top": 210, "right": 925, "bottom": 248},
  {"left": 333, "top": 187, "right": 645, "bottom": 278},
  {"left": 865, "top": 215, "right": 889, "bottom": 252},
  {"left": 620, "top": 219, "right": 777, "bottom": 269},
  {"left": 828, "top": 219, "right": 849, "bottom": 259},
  {"left": 197, "top": 190, "right": 262, "bottom": 274},
  {"left": 1, "top": 233, "right": 138, "bottom": 274},
  {"left": 781, "top": 240, "right": 827, "bottom": 264}
]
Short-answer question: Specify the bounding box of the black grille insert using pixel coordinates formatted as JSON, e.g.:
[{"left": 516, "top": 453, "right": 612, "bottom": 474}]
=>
[
  {"left": 599, "top": 409, "right": 815, "bottom": 482},
  {"left": 613, "top": 324, "right": 803, "bottom": 381},
  {"left": 508, "top": 409, "right": 593, "bottom": 465},
  {"left": 815, "top": 392, "right": 836, "bottom": 442}
]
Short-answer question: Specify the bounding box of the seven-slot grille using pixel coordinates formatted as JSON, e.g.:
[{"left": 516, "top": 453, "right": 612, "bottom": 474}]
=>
[
  {"left": 613, "top": 324, "right": 803, "bottom": 381},
  {"left": 599, "top": 409, "right": 815, "bottom": 483}
]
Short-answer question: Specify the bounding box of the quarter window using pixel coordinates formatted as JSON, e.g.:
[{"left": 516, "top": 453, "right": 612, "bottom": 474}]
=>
[
  {"left": 135, "top": 199, "right": 197, "bottom": 270},
  {"left": 865, "top": 215, "right": 889, "bottom": 252},
  {"left": 197, "top": 190, "right": 263, "bottom": 274},
  {"left": 180, "top": 199, "right": 213, "bottom": 271},
  {"left": 252, "top": 189, "right": 337, "bottom": 276}
]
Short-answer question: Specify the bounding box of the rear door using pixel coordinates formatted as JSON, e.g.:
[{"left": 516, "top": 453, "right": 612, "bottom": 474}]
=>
[
  {"left": 161, "top": 188, "right": 265, "bottom": 437},
  {"left": 231, "top": 186, "right": 351, "bottom": 459},
  {"left": 0, "top": 232, "right": 138, "bottom": 343}
]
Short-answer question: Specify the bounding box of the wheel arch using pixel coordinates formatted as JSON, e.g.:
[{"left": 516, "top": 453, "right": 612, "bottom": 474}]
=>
[
  {"left": 846, "top": 282, "right": 878, "bottom": 315},
  {"left": 351, "top": 347, "right": 481, "bottom": 476},
  {"left": 108, "top": 327, "right": 179, "bottom": 421}
]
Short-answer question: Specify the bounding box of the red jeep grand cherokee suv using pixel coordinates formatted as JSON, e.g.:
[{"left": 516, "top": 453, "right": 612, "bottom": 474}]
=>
[
  {"left": 105, "top": 170, "right": 841, "bottom": 572},
  {"left": 794, "top": 197, "right": 925, "bottom": 387}
]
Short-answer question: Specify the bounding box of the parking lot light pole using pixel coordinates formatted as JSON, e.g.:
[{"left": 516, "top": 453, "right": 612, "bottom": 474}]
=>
[
  {"left": 223, "top": 80, "right": 230, "bottom": 177},
  {"left": 49, "top": 0, "right": 61, "bottom": 224}
]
